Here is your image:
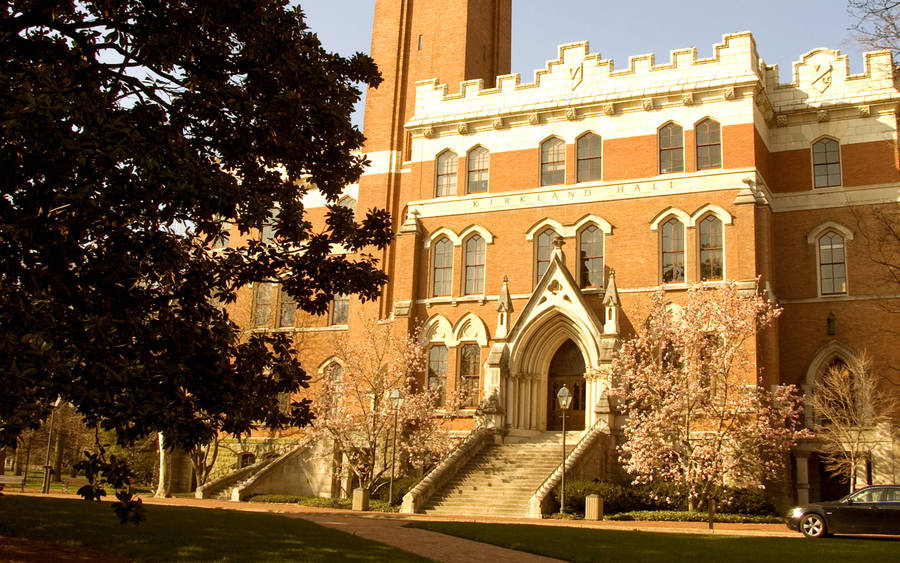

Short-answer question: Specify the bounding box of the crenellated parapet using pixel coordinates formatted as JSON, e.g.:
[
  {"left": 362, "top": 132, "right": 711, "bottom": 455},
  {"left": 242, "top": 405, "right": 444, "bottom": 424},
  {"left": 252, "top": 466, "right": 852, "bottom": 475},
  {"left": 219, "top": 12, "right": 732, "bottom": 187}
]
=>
[{"left": 407, "top": 33, "right": 762, "bottom": 132}]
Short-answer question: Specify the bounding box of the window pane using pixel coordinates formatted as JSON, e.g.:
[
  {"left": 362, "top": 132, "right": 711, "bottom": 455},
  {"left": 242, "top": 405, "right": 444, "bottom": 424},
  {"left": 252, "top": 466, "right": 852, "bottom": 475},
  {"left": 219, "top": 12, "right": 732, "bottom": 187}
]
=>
[
  {"left": 433, "top": 238, "right": 453, "bottom": 296},
  {"left": 459, "top": 344, "right": 480, "bottom": 407},
  {"left": 536, "top": 229, "right": 555, "bottom": 281},
  {"left": 252, "top": 282, "right": 273, "bottom": 327},
  {"left": 467, "top": 148, "right": 489, "bottom": 193},
  {"left": 465, "top": 236, "right": 485, "bottom": 294},
  {"left": 428, "top": 345, "right": 448, "bottom": 405},
  {"left": 436, "top": 152, "right": 458, "bottom": 196},
  {"left": 279, "top": 287, "right": 296, "bottom": 328},
  {"left": 330, "top": 294, "right": 349, "bottom": 325},
  {"left": 579, "top": 226, "right": 603, "bottom": 287},
  {"left": 812, "top": 139, "right": 841, "bottom": 187},
  {"left": 576, "top": 134, "right": 602, "bottom": 182},
  {"left": 541, "top": 138, "right": 565, "bottom": 186},
  {"left": 661, "top": 219, "right": 685, "bottom": 282}
]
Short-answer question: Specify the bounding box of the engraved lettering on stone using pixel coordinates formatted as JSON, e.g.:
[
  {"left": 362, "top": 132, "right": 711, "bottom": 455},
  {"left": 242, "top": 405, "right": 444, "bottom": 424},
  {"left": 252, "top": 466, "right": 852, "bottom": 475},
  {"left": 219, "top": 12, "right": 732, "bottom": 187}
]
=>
[
  {"left": 569, "top": 62, "right": 584, "bottom": 90},
  {"left": 811, "top": 63, "right": 833, "bottom": 94}
]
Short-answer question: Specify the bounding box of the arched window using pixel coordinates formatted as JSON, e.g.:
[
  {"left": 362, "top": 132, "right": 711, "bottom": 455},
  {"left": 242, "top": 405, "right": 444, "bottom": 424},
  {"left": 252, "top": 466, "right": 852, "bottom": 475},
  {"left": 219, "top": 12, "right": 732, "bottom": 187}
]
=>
[
  {"left": 576, "top": 133, "right": 602, "bottom": 182},
  {"left": 578, "top": 225, "right": 603, "bottom": 288},
  {"left": 329, "top": 294, "right": 349, "bottom": 325},
  {"left": 660, "top": 218, "right": 685, "bottom": 283},
  {"left": 338, "top": 196, "right": 357, "bottom": 212},
  {"left": 466, "top": 147, "right": 489, "bottom": 194},
  {"left": 435, "top": 150, "right": 457, "bottom": 197},
  {"left": 818, "top": 231, "right": 847, "bottom": 295},
  {"left": 324, "top": 362, "right": 344, "bottom": 416},
  {"left": 813, "top": 138, "right": 841, "bottom": 188},
  {"left": 463, "top": 235, "right": 485, "bottom": 295},
  {"left": 699, "top": 215, "right": 723, "bottom": 281},
  {"left": 540, "top": 137, "right": 565, "bottom": 186},
  {"left": 659, "top": 123, "right": 684, "bottom": 174},
  {"left": 428, "top": 345, "right": 448, "bottom": 406},
  {"left": 535, "top": 228, "right": 556, "bottom": 282},
  {"left": 459, "top": 344, "right": 480, "bottom": 407},
  {"left": 695, "top": 119, "right": 721, "bottom": 170},
  {"left": 432, "top": 237, "right": 453, "bottom": 296}
]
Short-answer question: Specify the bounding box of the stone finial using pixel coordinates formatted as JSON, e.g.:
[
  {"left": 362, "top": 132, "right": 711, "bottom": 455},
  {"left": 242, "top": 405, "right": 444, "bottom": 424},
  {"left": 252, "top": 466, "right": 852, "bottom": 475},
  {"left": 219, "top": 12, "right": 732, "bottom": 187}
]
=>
[
  {"left": 602, "top": 269, "right": 620, "bottom": 335},
  {"left": 550, "top": 234, "right": 566, "bottom": 262},
  {"left": 495, "top": 276, "right": 513, "bottom": 340},
  {"left": 602, "top": 269, "right": 619, "bottom": 307}
]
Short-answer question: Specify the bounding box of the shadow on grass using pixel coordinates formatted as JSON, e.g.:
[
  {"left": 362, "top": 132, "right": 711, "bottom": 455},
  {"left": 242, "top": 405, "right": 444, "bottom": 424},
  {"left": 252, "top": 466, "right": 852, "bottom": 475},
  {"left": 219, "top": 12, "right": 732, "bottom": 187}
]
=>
[
  {"left": 0, "top": 496, "right": 429, "bottom": 562},
  {"left": 405, "top": 522, "right": 900, "bottom": 563}
]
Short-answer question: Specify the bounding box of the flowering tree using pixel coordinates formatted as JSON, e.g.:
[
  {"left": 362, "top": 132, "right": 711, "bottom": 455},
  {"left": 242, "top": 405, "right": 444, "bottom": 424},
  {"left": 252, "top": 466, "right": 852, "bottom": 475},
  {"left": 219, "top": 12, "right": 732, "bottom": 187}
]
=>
[
  {"left": 810, "top": 353, "right": 898, "bottom": 491},
  {"left": 307, "top": 316, "right": 466, "bottom": 495},
  {"left": 613, "top": 282, "right": 808, "bottom": 515}
]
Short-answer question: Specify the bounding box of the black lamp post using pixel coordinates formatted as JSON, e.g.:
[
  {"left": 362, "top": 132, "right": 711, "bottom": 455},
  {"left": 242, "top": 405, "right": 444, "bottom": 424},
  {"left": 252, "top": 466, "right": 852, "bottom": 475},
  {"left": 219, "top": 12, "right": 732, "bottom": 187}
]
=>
[
  {"left": 388, "top": 389, "right": 403, "bottom": 506},
  {"left": 556, "top": 385, "right": 572, "bottom": 515}
]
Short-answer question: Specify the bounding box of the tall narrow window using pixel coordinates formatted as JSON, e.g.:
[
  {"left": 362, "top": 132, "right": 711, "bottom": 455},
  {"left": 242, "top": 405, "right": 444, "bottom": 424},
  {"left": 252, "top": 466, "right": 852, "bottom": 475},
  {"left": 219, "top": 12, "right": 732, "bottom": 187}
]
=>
[
  {"left": 330, "top": 294, "right": 349, "bottom": 325},
  {"left": 260, "top": 208, "right": 279, "bottom": 243},
  {"left": 579, "top": 225, "right": 603, "bottom": 288},
  {"left": 432, "top": 237, "right": 453, "bottom": 296},
  {"left": 695, "top": 119, "right": 721, "bottom": 170},
  {"left": 435, "top": 150, "right": 457, "bottom": 197},
  {"left": 819, "top": 232, "right": 847, "bottom": 295},
  {"left": 659, "top": 123, "right": 684, "bottom": 174},
  {"left": 459, "top": 344, "right": 481, "bottom": 407},
  {"left": 428, "top": 345, "right": 448, "bottom": 405},
  {"left": 540, "top": 137, "right": 565, "bottom": 186},
  {"left": 467, "top": 147, "right": 489, "bottom": 193},
  {"left": 699, "top": 216, "right": 724, "bottom": 281},
  {"left": 576, "top": 133, "right": 602, "bottom": 182},
  {"left": 660, "top": 218, "right": 685, "bottom": 283},
  {"left": 278, "top": 286, "right": 296, "bottom": 328},
  {"left": 535, "top": 228, "right": 556, "bottom": 282},
  {"left": 464, "top": 235, "right": 485, "bottom": 295},
  {"left": 813, "top": 138, "right": 842, "bottom": 188},
  {"left": 252, "top": 282, "right": 273, "bottom": 328}
]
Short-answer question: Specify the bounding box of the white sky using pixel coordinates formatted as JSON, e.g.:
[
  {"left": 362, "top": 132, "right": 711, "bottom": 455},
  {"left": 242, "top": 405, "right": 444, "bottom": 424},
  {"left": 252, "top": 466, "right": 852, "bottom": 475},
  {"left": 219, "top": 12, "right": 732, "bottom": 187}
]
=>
[{"left": 300, "top": 1, "right": 873, "bottom": 127}]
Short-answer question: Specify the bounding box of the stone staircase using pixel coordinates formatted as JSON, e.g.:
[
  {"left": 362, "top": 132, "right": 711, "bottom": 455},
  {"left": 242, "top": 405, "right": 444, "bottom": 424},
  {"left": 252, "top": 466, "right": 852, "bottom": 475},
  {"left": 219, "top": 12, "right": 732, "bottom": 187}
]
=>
[{"left": 422, "top": 431, "right": 576, "bottom": 517}]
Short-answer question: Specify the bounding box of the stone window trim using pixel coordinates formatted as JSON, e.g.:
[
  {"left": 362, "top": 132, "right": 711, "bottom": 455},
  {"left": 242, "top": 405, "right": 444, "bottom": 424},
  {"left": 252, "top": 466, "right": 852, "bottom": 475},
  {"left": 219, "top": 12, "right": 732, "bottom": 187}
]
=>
[
  {"left": 423, "top": 225, "right": 494, "bottom": 248},
  {"left": 539, "top": 135, "right": 566, "bottom": 187},
  {"left": 816, "top": 231, "right": 849, "bottom": 297},
  {"left": 435, "top": 149, "right": 458, "bottom": 197},
  {"left": 807, "top": 221, "right": 853, "bottom": 298},
  {"left": 658, "top": 121, "right": 684, "bottom": 175},
  {"left": 466, "top": 145, "right": 490, "bottom": 194},
  {"left": 694, "top": 117, "right": 722, "bottom": 171},
  {"left": 575, "top": 131, "right": 602, "bottom": 183},
  {"left": 811, "top": 136, "right": 842, "bottom": 189},
  {"left": 525, "top": 215, "right": 612, "bottom": 240}
]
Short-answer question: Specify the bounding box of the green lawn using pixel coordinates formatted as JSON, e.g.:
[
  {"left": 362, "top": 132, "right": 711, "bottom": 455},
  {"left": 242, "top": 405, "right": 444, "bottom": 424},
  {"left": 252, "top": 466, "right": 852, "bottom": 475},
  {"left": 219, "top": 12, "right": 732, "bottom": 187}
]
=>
[
  {"left": 406, "top": 522, "right": 900, "bottom": 563},
  {"left": 0, "top": 496, "right": 429, "bottom": 562}
]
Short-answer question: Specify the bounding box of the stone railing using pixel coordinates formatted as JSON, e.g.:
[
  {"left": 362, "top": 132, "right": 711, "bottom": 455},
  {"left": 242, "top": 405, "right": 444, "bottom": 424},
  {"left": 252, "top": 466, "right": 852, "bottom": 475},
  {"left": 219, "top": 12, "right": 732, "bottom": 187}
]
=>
[
  {"left": 195, "top": 456, "right": 275, "bottom": 500},
  {"left": 400, "top": 427, "right": 492, "bottom": 514},
  {"left": 527, "top": 422, "right": 608, "bottom": 518},
  {"left": 231, "top": 445, "right": 306, "bottom": 501}
]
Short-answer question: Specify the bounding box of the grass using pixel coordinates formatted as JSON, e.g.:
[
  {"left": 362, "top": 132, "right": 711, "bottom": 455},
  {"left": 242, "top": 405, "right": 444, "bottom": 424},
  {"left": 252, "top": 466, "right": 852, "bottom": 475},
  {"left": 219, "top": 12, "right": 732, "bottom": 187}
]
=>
[
  {"left": 0, "top": 495, "right": 429, "bottom": 562},
  {"left": 406, "top": 522, "right": 900, "bottom": 563}
]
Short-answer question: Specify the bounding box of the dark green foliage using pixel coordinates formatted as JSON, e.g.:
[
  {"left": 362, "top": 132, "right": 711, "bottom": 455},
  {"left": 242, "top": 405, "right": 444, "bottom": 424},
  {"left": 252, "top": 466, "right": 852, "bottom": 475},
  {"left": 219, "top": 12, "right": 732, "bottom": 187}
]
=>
[
  {"left": 605, "top": 511, "right": 783, "bottom": 523},
  {"left": 247, "top": 494, "right": 303, "bottom": 504},
  {"left": 74, "top": 446, "right": 145, "bottom": 524},
  {"left": 374, "top": 475, "right": 420, "bottom": 506},
  {"left": 553, "top": 480, "right": 776, "bottom": 516},
  {"left": 0, "top": 1, "right": 388, "bottom": 452}
]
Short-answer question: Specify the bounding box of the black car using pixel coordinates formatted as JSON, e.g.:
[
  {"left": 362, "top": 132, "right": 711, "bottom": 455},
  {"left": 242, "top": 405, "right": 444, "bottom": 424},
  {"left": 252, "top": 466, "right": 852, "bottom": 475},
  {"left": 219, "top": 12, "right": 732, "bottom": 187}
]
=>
[{"left": 787, "top": 485, "right": 900, "bottom": 537}]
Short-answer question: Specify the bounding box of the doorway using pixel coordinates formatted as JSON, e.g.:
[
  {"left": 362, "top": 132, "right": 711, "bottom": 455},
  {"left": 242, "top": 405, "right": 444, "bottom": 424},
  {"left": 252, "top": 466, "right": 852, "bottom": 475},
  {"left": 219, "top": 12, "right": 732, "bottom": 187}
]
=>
[{"left": 546, "top": 339, "right": 586, "bottom": 431}]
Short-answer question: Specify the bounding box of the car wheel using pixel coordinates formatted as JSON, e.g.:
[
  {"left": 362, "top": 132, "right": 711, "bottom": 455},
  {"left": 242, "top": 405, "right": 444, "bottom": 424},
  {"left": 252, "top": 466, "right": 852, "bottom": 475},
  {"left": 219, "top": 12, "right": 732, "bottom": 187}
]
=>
[{"left": 800, "top": 513, "right": 828, "bottom": 538}]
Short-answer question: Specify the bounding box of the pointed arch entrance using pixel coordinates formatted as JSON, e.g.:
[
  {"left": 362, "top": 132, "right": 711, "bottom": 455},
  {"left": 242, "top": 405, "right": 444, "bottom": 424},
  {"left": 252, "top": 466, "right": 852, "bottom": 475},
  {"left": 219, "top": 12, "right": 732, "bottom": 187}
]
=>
[{"left": 547, "top": 339, "right": 586, "bottom": 430}]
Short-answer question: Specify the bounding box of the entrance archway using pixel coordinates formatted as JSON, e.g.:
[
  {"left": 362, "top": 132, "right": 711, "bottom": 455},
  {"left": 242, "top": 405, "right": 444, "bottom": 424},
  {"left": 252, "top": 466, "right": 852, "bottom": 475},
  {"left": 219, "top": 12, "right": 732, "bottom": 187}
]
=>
[{"left": 546, "top": 340, "right": 586, "bottom": 431}]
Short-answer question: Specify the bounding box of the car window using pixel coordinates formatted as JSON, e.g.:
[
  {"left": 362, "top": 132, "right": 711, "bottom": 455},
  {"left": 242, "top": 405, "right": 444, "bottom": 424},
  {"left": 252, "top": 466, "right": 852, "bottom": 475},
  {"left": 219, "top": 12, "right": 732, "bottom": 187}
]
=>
[
  {"left": 885, "top": 488, "right": 900, "bottom": 502},
  {"left": 850, "top": 489, "right": 880, "bottom": 503}
]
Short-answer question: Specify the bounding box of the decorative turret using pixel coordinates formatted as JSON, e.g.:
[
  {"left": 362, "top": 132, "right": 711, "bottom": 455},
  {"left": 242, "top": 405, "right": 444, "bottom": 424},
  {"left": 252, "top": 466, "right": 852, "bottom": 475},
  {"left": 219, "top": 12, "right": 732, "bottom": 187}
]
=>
[
  {"left": 496, "top": 275, "right": 513, "bottom": 339},
  {"left": 602, "top": 269, "right": 620, "bottom": 335}
]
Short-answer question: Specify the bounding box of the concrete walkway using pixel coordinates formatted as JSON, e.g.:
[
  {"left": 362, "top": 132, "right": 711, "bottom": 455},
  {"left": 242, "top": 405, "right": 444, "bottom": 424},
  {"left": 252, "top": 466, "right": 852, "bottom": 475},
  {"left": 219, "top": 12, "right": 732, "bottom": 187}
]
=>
[{"left": 9, "top": 492, "right": 798, "bottom": 562}]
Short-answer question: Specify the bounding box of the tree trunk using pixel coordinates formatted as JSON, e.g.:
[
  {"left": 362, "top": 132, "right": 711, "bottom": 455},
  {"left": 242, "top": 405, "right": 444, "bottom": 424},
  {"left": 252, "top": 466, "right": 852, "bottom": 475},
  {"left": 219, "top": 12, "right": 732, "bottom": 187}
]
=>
[
  {"left": 155, "top": 433, "right": 172, "bottom": 498},
  {"left": 0, "top": 447, "right": 6, "bottom": 475}
]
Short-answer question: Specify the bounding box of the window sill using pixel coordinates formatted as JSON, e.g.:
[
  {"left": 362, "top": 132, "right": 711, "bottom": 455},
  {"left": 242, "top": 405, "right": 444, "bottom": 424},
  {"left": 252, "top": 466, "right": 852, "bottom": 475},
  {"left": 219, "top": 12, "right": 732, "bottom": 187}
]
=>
[{"left": 426, "top": 296, "right": 488, "bottom": 307}]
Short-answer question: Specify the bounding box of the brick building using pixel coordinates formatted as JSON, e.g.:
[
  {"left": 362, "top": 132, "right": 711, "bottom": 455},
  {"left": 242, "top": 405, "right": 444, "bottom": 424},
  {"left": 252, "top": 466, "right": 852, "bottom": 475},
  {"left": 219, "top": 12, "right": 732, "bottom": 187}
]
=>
[{"left": 212, "top": 1, "right": 900, "bottom": 512}]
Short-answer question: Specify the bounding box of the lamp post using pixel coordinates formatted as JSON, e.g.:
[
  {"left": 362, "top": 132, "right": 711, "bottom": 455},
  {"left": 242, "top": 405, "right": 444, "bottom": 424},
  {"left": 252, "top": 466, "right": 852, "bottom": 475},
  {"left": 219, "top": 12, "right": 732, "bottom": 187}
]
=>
[
  {"left": 41, "top": 397, "right": 62, "bottom": 494},
  {"left": 556, "top": 385, "right": 572, "bottom": 515},
  {"left": 388, "top": 389, "right": 403, "bottom": 506}
]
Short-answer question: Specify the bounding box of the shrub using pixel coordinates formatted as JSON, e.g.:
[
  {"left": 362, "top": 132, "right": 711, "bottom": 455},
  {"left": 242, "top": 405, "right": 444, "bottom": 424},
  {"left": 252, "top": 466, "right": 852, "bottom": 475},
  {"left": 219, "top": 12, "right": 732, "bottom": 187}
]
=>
[
  {"left": 374, "top": 475, "right": 421, "bottom": 506},
  {"left": 247, "top": 494, "right": 302, "bottom": 504},
  {"left": 606, "top": 510, "right": 784, "bottom": 524},
  {"left": 719, "top": 487, "right": 776, "bottom": 515}
]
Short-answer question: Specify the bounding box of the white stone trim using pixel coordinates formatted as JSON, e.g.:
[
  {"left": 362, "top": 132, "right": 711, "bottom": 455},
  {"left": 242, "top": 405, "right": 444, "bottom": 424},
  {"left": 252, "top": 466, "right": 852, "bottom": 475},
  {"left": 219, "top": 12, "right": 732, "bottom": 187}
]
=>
[
  {"left": 422, "top": 314, "right": 453, "bottom": 346},
  {"left": 316, "top": 356, "right": 346, "bottom": 377},
  {"left": 649, "top": 207, "right": 691, "bottom": 230},
  {"left": 423, "top": 227, "right": 461, "bottom": 248},
  {"left": 452, "top": 313, "right": 490, "bottom": 347},
  {"left": 525, "top": 218, "right": 568, "bottom": 240},
  {"left": 690, "top": 204, "right": 732, "bottom": 226},
  {"left": 572, "top": 214, "right": 613, "bottom": 234},
  {"left": 806, "top": 221, "right": 854, "bottom": 244},
  {"left": 458, "top": 225, "right": 495, "bottom": 245}
]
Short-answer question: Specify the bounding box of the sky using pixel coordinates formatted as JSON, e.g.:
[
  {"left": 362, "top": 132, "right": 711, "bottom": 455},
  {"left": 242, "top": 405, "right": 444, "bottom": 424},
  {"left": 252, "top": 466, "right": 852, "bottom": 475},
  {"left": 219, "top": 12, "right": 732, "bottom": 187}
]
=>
[{"left": 300, "top": 1, "right": 873, "bottom": 127}]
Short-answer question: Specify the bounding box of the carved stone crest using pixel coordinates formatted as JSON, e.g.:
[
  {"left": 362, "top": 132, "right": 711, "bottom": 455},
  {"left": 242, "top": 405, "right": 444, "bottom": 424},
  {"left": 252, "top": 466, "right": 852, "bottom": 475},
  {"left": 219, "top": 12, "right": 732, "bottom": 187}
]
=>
[
  {"left": 811, "top": 63, "right": 833, "bottom": 94},
  {"left": 569, "top": 62, "right": 584, "bottom": 91}
]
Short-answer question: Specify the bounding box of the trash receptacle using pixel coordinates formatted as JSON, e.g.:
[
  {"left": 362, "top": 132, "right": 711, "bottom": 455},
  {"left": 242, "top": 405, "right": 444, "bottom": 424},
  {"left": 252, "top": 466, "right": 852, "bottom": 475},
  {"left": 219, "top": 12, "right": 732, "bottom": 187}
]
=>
[{"left": 585, "top": 494, "right": 604, "bottom": 520}]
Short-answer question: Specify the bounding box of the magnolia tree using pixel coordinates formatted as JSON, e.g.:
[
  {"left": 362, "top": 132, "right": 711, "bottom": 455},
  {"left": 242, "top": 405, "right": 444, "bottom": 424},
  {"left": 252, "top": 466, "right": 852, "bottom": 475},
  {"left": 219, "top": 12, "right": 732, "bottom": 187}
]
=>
[
  {"left": 308, "top": 317, "right": 465, "bottom": 495},
  {"left": 811, "top": 353, "right": 898, "bottom": 491},
  {"left": 613, "top": 282, "right": 809, "bottom": 515}
]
